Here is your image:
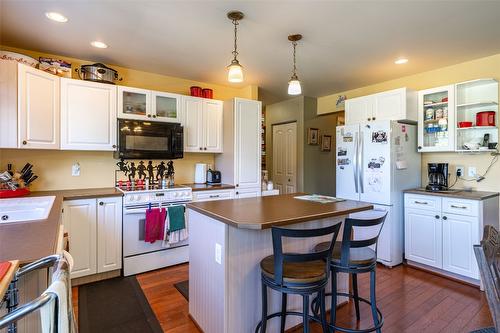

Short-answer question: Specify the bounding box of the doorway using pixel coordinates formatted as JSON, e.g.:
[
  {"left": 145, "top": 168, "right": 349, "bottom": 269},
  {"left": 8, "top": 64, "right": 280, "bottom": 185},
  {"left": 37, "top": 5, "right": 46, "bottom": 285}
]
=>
[{"left": 272, "top": 122, "right": 297, "bottom": 194}]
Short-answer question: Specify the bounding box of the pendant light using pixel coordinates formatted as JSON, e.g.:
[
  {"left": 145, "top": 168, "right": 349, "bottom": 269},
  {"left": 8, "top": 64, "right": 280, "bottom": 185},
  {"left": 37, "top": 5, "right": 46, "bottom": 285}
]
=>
[
  {"left": 287, "top": 34, "right": 302, "bottom": 95},
  {"left": 227, "top": 11, "right": 244, "bottom": 83}
]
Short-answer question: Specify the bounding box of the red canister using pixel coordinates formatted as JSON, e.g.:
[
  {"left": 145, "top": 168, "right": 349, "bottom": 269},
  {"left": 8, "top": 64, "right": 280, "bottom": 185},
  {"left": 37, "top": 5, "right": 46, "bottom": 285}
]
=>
[
  {"left": 190, "top": 86, "right": 202, "bottom": 97},
  {"left": 476, "top": 111, "right": 496, "bottom": 126},
  {"left": 202, "top": 88, "right": 213, "bottom": 99}
]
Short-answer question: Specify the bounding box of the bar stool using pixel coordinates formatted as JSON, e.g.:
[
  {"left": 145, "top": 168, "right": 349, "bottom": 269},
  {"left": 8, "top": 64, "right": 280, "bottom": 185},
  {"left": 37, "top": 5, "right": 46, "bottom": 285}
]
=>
[
  {"left": 311, "top": 213, "right": 387, "bottom": 333},
  {"left": 255, "top": 223, "right": 341, "bottom": 333}
]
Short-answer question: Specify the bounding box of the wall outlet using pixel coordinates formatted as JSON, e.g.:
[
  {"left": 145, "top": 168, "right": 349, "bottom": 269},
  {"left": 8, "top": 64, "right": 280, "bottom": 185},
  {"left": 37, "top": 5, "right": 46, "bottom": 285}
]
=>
[
  {"left": 71, "top": 162, "right": 81, "bottom": 176},
  {"left": 468, "top": 166, "right": 477, "bottom": 178},
  {"left": 456, "top": 166, "right": 464, "bottom": 177},
  {"left": 215, "top": 243, "right": 222, "bottom": 264}
]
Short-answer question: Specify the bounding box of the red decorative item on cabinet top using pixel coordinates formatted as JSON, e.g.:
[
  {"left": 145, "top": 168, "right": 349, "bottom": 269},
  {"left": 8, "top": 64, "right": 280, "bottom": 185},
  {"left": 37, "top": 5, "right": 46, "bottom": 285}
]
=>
[
  {"left": 202, "top": 88, "right": 213, "bottom": 99},
  {"left": 476, "top": 111, "right": 496, "bottom": 126},
  {"left": 0, "top": 188, "right": 30, "bottom": 198},
  {"left": 190, "top": 86, "right": 202, "bottom": 97}
]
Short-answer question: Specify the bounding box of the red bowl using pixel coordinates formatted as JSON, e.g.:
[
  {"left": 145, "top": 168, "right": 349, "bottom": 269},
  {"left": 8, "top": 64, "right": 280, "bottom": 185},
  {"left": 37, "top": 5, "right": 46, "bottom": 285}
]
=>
[
  {"left": 458, "top": 121, "right": 473, "bottom": 128},
  {"left": 190, "top": 86, "right": 202, "bottom": 97}
]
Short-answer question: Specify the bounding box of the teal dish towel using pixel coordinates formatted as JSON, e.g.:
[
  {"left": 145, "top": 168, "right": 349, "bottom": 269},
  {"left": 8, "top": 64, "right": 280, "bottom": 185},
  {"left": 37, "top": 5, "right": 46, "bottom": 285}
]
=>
[{"left": 168, "top": 206, "right": 186, "bottom": 232}]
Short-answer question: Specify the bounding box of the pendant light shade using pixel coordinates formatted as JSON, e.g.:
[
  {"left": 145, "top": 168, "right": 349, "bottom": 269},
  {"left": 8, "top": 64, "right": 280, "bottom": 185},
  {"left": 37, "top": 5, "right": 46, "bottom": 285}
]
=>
[
  {"left": 287, "top": 34, "right": 302, "bottom": 95},
  {"left": 227, "top": 11, "right": 244, "bottom": 83}
]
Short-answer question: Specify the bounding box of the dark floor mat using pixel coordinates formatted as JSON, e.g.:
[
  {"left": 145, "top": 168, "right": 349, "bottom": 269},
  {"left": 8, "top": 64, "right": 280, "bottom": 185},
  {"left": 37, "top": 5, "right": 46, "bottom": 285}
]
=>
[
  {"left": 78, "top": 276, "right": 162, "bottom": 333},
  {"left": 174, "top": 280, "right": 189, "bottom": 301}
]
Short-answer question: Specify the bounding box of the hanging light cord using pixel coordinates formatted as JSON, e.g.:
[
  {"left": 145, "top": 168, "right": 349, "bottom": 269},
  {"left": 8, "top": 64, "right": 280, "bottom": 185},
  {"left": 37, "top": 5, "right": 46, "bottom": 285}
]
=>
[
  {"left": 291, "top": 41, "right": 298, "bottom": 79},
  {"left": 232, "top": 19, "right": 239, "bottom": 61}
]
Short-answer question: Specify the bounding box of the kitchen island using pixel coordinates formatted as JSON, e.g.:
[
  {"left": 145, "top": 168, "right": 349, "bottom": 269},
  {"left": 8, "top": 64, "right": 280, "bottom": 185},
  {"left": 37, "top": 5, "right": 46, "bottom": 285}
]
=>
[{"left": 187, "top": 193, "right": 373, "bottom": 333}]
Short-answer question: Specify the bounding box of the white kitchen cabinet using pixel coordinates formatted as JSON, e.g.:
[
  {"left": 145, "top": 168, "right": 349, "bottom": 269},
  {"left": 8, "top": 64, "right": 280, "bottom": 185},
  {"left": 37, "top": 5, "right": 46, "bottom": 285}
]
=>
[
  {"left": 117, "top": 86, "right": 151, "bottom": 121},
  {"left": 62, "top": 199, "right": 97, "bottom": 279},
  {"left": 63, "top": 196, "right": 123, "bottom": 279},
  {"left": 151, "top": 90, "right": 182, "bottom": 123},
  {"left": 182, "top": 96, "right": 223, "bottom": 153},
  {"left": 235, "top": 187, "right": 261, "bottom": 199},
  {"left": 18, "top": 63, "right": 60, "bottom": 149},
  {"left": 97, "top": 197, "right": 123, "bottom": 273},
  {"left": 404, "top": 192, "right": 498, "bottom": 282},
  {"left": 215, "top": 98, "right": 262, "bottom": 194},
  {"left": 345, "top": 88, "right": 416, "bottom": 125},
  {"left": 60, "top": 78, "right": 117, "bottom": 150},
  {"left": 192, "top": 189, "right": 235, "bottom": 202}
]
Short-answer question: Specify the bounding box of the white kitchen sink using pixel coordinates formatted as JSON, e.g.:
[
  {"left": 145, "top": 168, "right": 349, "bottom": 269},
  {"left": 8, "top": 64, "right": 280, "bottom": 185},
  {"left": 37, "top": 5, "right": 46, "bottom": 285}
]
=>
[{"left": 0, "top": 196, "right": 56, "bottom": 224}]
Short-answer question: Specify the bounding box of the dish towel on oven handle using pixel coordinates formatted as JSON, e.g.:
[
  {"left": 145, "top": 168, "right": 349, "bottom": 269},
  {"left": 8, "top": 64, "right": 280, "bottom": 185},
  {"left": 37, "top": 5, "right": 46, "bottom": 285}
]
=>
[
  {"left": 145, "top": 208, "right": 167, "bottom": 243},
  {"left": 162, "top": 205, "right": 188, "bottom": 247}
]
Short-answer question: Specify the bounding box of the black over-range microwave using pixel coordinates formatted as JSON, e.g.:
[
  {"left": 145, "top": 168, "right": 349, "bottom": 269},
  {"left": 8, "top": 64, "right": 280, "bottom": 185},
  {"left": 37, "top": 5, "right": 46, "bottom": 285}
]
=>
[{"left": 114, "top": 119, "right": 184, "bottom": 159}]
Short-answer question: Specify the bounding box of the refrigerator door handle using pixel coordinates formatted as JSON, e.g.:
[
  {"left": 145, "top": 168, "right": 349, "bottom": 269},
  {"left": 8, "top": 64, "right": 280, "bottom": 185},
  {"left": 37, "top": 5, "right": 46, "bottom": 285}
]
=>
[
  {"left": 353, "top": 132, "right": 359, "bottom": 193},
  {"left": 359, "top": 130, "right": 364, "bottom": 193}
]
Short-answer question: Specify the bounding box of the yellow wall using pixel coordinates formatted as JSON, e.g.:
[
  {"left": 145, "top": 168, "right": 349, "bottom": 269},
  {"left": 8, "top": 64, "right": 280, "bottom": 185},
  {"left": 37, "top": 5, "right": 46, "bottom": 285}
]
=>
[
  {"left": 0, "top": 45, "right": 258, "bottom": 190},
  {"left": 318, "top": 53, "right": 500, "bottom": 192}
]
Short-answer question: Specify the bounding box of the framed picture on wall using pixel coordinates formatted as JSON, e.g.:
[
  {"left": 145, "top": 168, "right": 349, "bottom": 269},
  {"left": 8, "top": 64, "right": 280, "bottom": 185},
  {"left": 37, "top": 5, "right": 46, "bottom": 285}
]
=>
[
  {"left": 321, "top": 135, "right": 332, "bottom": 151},
  {"left": 307, "top": 128, "right": 319, "bottom": 145}
]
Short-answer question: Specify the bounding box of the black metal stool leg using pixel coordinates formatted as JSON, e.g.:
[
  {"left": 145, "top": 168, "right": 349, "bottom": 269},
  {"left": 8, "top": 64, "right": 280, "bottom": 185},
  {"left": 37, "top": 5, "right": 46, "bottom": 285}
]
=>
[
  {"left": 319, "top": 289, "right": 329, "bottom": 333},
  {"left": 352, "top": 273, "right": 361, "bottom": 321},
  {"left": 261, "top": 282, "right": 268, "bottom": 333},
  {"left": 303, "top": 294, "right": 310, "bottom": 333},
  {"left": 369, "top": 270, "right": 381, "bottom": 333},
  {"left": 280, "top": 292, "right": 287, "bottom": 333},
  {"left": 330, "top": 271, "right": 337, "bottom": 331}
]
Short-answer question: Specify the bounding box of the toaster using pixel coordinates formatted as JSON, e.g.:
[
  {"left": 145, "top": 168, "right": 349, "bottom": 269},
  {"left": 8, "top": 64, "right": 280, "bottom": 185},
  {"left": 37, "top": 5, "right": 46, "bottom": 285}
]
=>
[{"left": 206, "top": 169, "right": 221, "bottom": 184}]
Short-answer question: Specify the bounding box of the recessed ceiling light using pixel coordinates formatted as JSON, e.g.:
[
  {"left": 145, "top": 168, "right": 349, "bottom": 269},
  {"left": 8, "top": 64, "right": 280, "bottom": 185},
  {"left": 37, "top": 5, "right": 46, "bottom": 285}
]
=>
[
  {"left": 91, "top": 41, "right": 108, "bottom": 49},
  {"left": 45, "top": 12, "right": 68, "bottom": 23},
  {"left": 395, "top": 58, "right": 409, "bottom": 65}
]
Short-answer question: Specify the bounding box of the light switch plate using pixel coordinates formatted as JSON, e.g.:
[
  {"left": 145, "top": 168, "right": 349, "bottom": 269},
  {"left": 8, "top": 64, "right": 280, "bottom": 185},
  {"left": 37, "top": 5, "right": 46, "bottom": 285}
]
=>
[
  {"left": 468, "top": 166, "right": 477, "bottom": 177},
  {"left": 72, "top": 162, "right": 81, "bottom": 176},
  {"left": 215, "top": 243, "right": 222, "bottom": 264}
]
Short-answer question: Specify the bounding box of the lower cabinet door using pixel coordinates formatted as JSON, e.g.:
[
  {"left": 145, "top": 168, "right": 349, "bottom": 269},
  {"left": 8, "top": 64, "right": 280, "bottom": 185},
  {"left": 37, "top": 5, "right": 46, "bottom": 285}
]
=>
[
  {"left": 442, "top": 213, "right": 479, "bottom": 279},
  {"left": 235, "top": 187, "right": 261, "bottom": 199},
  {"left": 405, "top": 208, "right": 442, "bottom": 268},
  {"left": 97, "top": 197, "right": 123, "bottom": 273},
  {"left": 62, "top": 199, "right": 97, "bottom": 279}
]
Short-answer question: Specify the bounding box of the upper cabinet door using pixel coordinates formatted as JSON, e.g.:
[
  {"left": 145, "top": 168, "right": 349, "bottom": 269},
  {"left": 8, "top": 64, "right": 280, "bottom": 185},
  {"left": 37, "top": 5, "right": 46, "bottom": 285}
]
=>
[
  {"left": 117, "top": 86, "right": 151, "bottom": 120},
  {"left": 183, "top": 96, "right": 204, "bottom": 152},
  {"left": 60, "top": 78, "right": 117, "bottom": 151},
  {"left": 18, "top": 64, "right": 60, "bottom": 149},
  {"left": 203, "top": 100, "right": 223, "bottom": 153},
  {"left": 234, "top": 98, "right": 261, "bottom": 188},
  {"left": 151, "top": 91, "right": 182, "bottom": 123},
  {"left": 373, "top": 88, "right": 406, "bottom": 121},
  {"left": 345, "top": 95, "right": 373, "bottom": 124},
  {"left": 417, "top": 85, "right": 455, "bottom": 152}
]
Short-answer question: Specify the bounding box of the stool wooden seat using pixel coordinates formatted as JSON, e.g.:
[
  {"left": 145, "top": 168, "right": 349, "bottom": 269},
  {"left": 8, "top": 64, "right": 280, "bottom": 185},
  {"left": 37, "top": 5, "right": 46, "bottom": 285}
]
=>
[
  {"left": 260, "top": 255, "right": 326, "bottom": 284},
  {"left": 314, "top": 242, "right": 377, "bottom": 267}
]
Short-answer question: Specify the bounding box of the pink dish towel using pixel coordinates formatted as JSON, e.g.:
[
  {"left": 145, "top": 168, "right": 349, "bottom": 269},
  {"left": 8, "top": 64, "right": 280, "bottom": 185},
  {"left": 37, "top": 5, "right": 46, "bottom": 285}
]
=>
[{"left": 145, "top": 208, "right": 167, "bottom": 243}]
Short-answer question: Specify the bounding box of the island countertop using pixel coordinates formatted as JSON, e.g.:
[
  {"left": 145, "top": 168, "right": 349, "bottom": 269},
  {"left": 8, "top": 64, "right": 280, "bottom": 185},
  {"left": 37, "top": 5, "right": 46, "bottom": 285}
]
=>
[{"left": 187, "top": 193, "right": 373, "bottom": 230}]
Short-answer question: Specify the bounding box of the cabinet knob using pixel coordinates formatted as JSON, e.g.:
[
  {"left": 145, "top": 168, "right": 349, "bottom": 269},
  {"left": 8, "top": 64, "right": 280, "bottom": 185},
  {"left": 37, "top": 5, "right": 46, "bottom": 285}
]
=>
[
  {"left": 152, "top": 115, "right": 157, "bottom": 118},
  {"left": 199, "top": 147, "right": 203, "bottom": 150},
  {"left": 236, "top": 191, "right": 239, "bottom": 195},
  {"left": 22, "top": 140, "right": 27, "bottom": 145},
  {"left": 442, "top": 216, "right": 447, "bottom": 220},
  {"left": 435, "top": 215, "right": 440, "bottom": 219},
  {"left": 367, "top": 118, "right": 371, "bottom": 121},
  {"left": 236, "top": 184, "right": 239, "bottom": 187},
  {"left": 417, "top": 146, "right": 422, "bottom": 150},
  {"left": 147, "top": 114, "right": 152, "bottom": 118},
  {"left": 204, "top": 147, "right": 207, "bottom": 150},
  {"left": 372, "top": 117, "right": 376, "bottom": 120},
  {"left": 112, "top": 144, "right": 117, "bottom": 149},
  {"left": 288, "top": 179, "right": 291, "bottom": 182},
  {"left": 99, "top": 202, "right": 104, "bottom": 206}
]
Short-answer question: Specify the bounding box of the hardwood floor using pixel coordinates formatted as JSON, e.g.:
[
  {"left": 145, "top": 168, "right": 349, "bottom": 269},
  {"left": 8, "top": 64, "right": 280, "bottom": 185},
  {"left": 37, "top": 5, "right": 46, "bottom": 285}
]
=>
[{"left": 72, "top": 263, "right": 492, "bottom": 333}]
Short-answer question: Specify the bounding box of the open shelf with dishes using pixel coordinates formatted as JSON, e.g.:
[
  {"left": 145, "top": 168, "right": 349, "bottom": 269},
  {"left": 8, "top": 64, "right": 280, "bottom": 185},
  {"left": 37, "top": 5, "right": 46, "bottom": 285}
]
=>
[{"left": 455, "top": 78, "right": 498, "bottom": 152}]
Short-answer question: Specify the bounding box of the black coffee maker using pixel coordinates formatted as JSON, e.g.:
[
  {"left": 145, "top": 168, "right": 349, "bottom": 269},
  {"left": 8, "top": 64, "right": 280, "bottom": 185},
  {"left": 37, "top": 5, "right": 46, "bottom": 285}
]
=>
[{"left": 426, "top": 163, "right": 449, "bottom": 192}]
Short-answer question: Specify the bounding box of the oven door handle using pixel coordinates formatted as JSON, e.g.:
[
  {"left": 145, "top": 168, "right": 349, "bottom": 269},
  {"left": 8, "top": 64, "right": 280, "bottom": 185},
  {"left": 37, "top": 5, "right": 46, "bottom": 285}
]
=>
[{"left": 123, "top": 203, "right": 187, "bottom": 215}]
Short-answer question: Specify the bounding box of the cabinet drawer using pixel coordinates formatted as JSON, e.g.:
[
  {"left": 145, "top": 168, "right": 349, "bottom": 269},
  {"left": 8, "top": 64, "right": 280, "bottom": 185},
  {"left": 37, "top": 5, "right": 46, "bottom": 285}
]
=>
[
  {"left": 405, "top": 194, "right": 441, "bottom": 211},
  {"left": 193, "top": 189, "right": 235, "bottom": 202},
  {"left": 442, "top": 198, "right": 478, "bottom": 217}
]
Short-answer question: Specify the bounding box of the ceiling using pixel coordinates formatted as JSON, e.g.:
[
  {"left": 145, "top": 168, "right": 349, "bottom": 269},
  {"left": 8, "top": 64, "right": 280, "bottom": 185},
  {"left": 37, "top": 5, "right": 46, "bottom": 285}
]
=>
[{"left": 2, "top": 1, "right": 500, "bottom": 104}]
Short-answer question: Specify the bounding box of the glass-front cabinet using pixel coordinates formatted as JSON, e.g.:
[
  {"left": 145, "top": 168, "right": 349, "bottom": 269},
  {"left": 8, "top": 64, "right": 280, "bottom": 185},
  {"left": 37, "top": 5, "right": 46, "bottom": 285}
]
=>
[
  {"left": 118, "top": 86, "right": 181, "bottom": 123},
  {"left": 417, "top": 85, "right": 455, "bottom": 152}
]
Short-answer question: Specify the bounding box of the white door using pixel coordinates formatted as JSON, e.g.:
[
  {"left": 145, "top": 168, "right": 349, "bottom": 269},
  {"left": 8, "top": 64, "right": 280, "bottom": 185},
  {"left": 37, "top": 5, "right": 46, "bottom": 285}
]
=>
[
  {"left": 235, "top": 98, "right": 261, "bottom": 188},
  {"left": 62, "top": 199, "right": 97, "bottom": 278},
  {"left": 97, "top": 197, "right": 123, "bottom": 273},
  {"left": 235, "top": 187, "right": 261, "bottom": 199},
  {"left": 359, "top": 121, "right": 392, "bottom": 205},
  {"left": 117, "top": 86, "right": 151, "bottom": 120},
  {"left": 345, "top": 95, "right": 373, "bottom": 125},
  {"left": 373, "top": 88, "right": 405, "bottom": 121},
  {"left": 442, "top": 213, "right": 479, "bottom": 279},
  {"left": 405, "top": 208, "right": 442, "bottom": 268},
  {"left": 203, "top": 99, "right": 223, "bottom": 153},
  {"left": 151, "top": 91, "right": 181, "bottom": 123},
  {"left": 183, "top": 96, "right": 204, "bottom": 152},
  {"left": 335, "top": 124, "right": 360, "bottom": 201},
  {"left": 272, "top": 122, "right": 297, "bottom": 194},
  {"left": 60, "top": 78, "right": 117, "bottom": 151},
  {"left": 18, "top": 64, "right": 60, "bottom": 149}
]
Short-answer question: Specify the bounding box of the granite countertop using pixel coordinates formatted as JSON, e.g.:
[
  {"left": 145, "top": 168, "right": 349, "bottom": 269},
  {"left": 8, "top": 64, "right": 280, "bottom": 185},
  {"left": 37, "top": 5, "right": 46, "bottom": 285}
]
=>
[
  {"left": 182, "top": 183, "right": 236, "bottom": 192},
  {"left": 187, "top": 193, "right": 373, "bottom": 230},
  {"left": 404, "top": 188, "right": 499, "bottom": 201},
  {"left": 0, "top": 187, "right": 122, "bottom": 264}
]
